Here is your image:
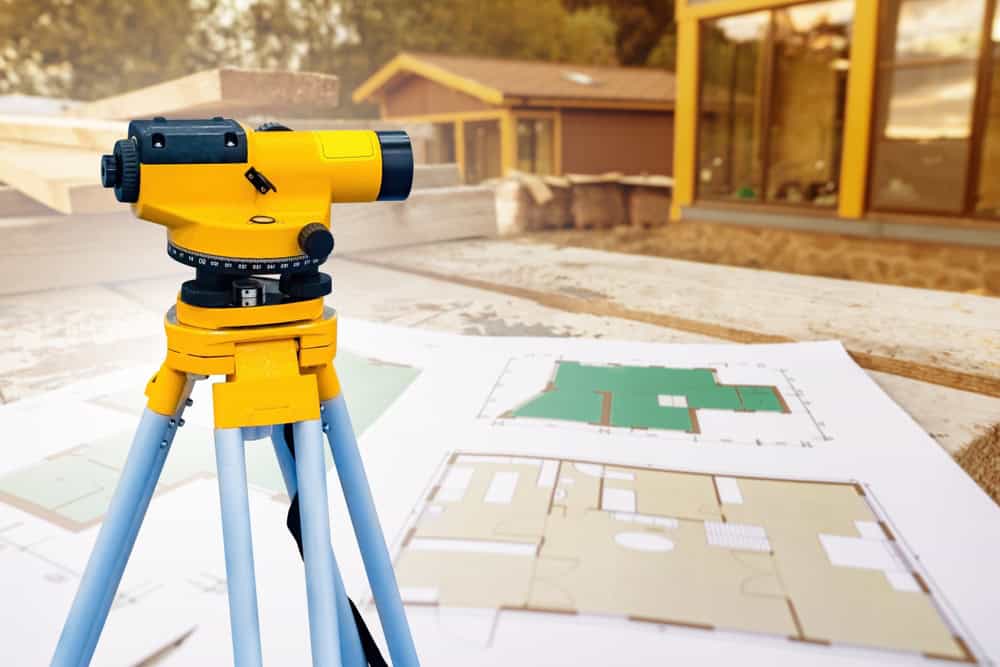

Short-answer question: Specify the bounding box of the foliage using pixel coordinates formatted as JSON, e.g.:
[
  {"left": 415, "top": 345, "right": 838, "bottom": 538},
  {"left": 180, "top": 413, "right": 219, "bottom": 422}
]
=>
[
  {"left": 562, "top": 0, "right": 675, "bottom": 65},
  {"left": 0, "top": 0, "right": 225, "bottom": 99},
  {"left": 299, "top": 0, "right": 620, "bottom": 114},
  {"left": 0, "top": 0, "right": 672, "bottom": 114}
]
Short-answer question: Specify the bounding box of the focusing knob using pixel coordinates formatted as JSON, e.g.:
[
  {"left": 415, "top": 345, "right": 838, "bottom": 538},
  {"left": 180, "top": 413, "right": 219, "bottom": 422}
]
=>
[
  {"left": 298, "top": 223, "right": 334, "bottom": 260},
  {"left": 104, "top": 139, "right": 140, "bottom": 202}
]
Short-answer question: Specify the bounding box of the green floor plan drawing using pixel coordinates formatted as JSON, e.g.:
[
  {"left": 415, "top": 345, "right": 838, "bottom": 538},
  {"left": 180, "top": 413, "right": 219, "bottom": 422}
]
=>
[
  {"left": 0, "top": 350, "right": 420, "bottom": 530},
  {"left": 507, "top": 362, "right": 789, "bottom": 433}
]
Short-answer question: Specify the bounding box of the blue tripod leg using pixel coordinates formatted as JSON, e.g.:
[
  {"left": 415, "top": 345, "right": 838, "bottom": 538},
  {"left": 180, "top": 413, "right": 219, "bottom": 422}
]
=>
[
  {"left": 293, "top": 419, "right": 344, "bottom": 667},
  {"left": 51, "top": 404, "right": 188, "bottom": 667},
  {"left": 322, "top": 394, "right": 421, "bottom": 667},
  {"left": 271, "top": 427, "right": 365, "bottom": 666},
  {"left": 214, "top": 427, "right": 264, "bottom": 667}
]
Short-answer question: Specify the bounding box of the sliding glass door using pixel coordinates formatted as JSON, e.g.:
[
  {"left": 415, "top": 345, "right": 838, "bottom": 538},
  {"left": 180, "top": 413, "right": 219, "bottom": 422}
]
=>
[{"left": 697, "top": 1, "right": 854, "bottom": 208}]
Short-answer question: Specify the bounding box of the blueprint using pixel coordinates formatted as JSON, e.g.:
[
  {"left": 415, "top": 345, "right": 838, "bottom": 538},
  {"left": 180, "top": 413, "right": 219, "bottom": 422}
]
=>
[{"left": 1, "top": 323, "right": 998, "bottom": 665}]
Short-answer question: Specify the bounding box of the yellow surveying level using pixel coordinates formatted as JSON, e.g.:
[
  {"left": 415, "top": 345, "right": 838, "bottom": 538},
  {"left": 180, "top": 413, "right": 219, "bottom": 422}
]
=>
[
  {"left": 52, "top": 118, "right": 420, "bottom": 667},
  {"left": 100, "top": 117, "right": 411, "bottom": 308}
]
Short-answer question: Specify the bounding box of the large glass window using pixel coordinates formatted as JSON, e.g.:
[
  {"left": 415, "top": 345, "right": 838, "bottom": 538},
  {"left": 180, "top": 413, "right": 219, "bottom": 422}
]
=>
[
  {"left": 697, "top": 1, "right": 853, "bottom": 208},
  {"left": 976, "top": 10, "right": 1000, "bottom": 215},
  {"left": 463, "top": 120, "right": 502, "bottom": 184},
  {"left": 869, "top": 0, "right": 988, "bottom": 214},
  {"left": 426, "top": 122, "right": 456, "bottom": 164},
  {"left": 516, "top": 117, "right": 555, "bottom": 175},
  {"left": 766, "top": 3, "right": 853, "bottom": 207},
  {"left": 698, "top": 11, "right": 768, "bottom": 201}
]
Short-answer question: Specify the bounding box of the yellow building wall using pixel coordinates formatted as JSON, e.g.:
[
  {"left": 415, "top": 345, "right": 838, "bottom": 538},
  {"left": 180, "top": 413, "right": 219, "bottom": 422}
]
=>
[{"left": 674, "top": 0, "right": 881, "bottom": 221}]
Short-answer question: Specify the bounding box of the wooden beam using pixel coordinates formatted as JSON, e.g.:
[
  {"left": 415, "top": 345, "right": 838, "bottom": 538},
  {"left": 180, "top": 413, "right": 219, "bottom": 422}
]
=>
[
  {"left": 0, "top": 142, "right": 116, "bottom": 214},
  {"left": 411, "top": 163, "right": 461, "bottom": 190},
  {"left": 0, "top": 132, "right": 454, "bottom": 215},
  {"left": 672, "top": 18, "right": 699, "bottom": 221},
  {"left": 838, "top": 0, "right": 881, "bottom": 220},
  {"left": 333, "top": 186, "right": 496, "bottom": 253},
  {"left": 67, "top": 67, "right": 340, "bottom": 120},
  {"left": 0, "top": 186, "right": 58, "bottom": 217},
  {"left": 0, "top": 115, "right": 125, "bottom": 152}
]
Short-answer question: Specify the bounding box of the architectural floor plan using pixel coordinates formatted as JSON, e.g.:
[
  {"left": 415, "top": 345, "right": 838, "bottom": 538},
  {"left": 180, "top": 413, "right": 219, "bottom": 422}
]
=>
[
  {"left": 0, "top": 349, "right": 420, "bottom": 529},
  {"left": 395, "top": 453, "right": 973, "bottom": 663},
  {"left": 480, "top": 354, "right": 830, "bottom": 446},
  {"left": 508, "top": 361, "right": 788, "bottom": 432}
]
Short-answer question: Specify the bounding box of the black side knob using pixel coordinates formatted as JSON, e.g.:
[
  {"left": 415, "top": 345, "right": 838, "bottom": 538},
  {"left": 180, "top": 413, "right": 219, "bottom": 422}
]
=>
[
  {"left": 298, "top": 223, "right": 334, "bottom": 260},
  {"left": 102, "top": 139, "right": 140, "bottom": 202}
]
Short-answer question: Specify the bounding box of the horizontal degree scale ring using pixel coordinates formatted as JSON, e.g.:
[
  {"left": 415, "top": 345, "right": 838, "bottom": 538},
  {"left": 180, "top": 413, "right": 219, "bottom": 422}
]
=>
[{"left": 167, "top": 242, "right": 325, "bottom": 274}]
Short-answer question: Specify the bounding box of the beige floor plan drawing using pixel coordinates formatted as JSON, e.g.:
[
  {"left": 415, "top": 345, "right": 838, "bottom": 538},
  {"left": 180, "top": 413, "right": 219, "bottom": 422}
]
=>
[{"left": 395, "top": 453, "right": 974, "bottom": 663}]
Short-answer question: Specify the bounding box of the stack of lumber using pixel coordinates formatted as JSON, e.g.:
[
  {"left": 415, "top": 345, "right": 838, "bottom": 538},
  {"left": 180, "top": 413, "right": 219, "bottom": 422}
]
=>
[
  {"left": 0, "top": 68, "right": 342, "bottom": 215},
  {"left": 621, "top": 175, "right": 673, "bottom": 228},
  {"left": 495, "top": 172, "right": 572, "bottom": 234},
  {"left": 496, "top": 172, "right": 672, "bottom": 233},
  {"left": 0, "top": 68, "right": 497, "bottom": 250},
  {"left": 568, "top": 173, "right": 627, "bottom": 229},
  {"left": 333, "top": 185, "right": 496, "bottom": 253}
]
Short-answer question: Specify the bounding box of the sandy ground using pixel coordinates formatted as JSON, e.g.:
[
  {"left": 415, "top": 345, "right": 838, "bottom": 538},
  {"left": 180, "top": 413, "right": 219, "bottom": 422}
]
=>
[
  {"left": 524, "top": 223, "right": 999, "bottom": 499},
  {"left": 957, "top": 425, "right": 1000, "bottom": 505},
  {"left": 526, "top": 222, "right": 1000, "bottom": 297}
]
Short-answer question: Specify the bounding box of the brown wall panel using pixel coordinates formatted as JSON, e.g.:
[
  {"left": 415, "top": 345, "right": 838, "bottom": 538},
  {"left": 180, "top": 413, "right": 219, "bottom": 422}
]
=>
[
  {"left": 560, "top": 109, "right": 673, "bottom": 175},
  {"left": 383, "top": 76, "right": 493, "bottom": 117}
]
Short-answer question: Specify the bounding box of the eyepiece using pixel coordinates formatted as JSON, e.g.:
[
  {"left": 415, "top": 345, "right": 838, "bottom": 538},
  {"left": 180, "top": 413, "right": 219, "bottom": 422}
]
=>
[
  {"left": 101, "top": 154, "right": 118, "bottom": 188},
  {"left": 375, "top": 130, "right": 413, "bottom": 202},
  {"left": 101, "top": 139, "right": 140, "bottom": 202}
]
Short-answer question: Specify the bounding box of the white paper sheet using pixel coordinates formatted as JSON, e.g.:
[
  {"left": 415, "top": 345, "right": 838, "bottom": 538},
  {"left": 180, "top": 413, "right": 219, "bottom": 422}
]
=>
[{"left": 1, "top": 320, "right": 997, "bottom": 666}]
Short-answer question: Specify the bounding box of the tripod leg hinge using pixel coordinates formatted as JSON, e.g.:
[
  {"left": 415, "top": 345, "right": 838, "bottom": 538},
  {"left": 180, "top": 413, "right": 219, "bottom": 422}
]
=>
[
  {"left": 145, "top": 365, "right": 189, "bottom": 416},
  {"left": 310, "top": 363, "right": 342, "bottom": 402}
]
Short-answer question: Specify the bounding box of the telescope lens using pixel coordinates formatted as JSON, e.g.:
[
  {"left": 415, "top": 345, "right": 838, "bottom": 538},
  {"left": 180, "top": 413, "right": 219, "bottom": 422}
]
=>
[{"left": 375, "top": 131, "right": 413, "bottom": 202}]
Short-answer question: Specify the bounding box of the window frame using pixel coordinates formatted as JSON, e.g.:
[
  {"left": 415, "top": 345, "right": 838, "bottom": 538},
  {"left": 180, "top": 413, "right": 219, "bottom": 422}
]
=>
[
  {"left": 513, "top": 110, "right": 560, "bottom": 176},
  {"left": 866, "top": 0, "right": 1000, "bottom": 220}
]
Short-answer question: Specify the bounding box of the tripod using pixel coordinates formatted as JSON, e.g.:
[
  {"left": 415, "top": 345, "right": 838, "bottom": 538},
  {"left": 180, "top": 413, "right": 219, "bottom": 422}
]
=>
[{"left": 50, "top": 294, "right": 420, "bottom": 667}]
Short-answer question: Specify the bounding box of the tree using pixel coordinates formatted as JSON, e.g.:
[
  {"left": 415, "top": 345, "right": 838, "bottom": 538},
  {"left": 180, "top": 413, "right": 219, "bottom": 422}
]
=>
[
  {"left": 563, "top": 0, "right": 675, "bottom": 66},
  {"left": 0, "top": 0, "right": 622, "bottom": 115},
  {"left": 295, "top": 0, "right": 619, "bottom": 115},
  {"left": 0, "top": 0, "right": 232, "bottom": 99}
]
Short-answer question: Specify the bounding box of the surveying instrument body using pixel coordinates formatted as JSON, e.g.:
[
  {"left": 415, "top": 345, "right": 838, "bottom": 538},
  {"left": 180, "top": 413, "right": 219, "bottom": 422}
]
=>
[{"left": 50, "top": 118, "right": 420, "bottom": 667}]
